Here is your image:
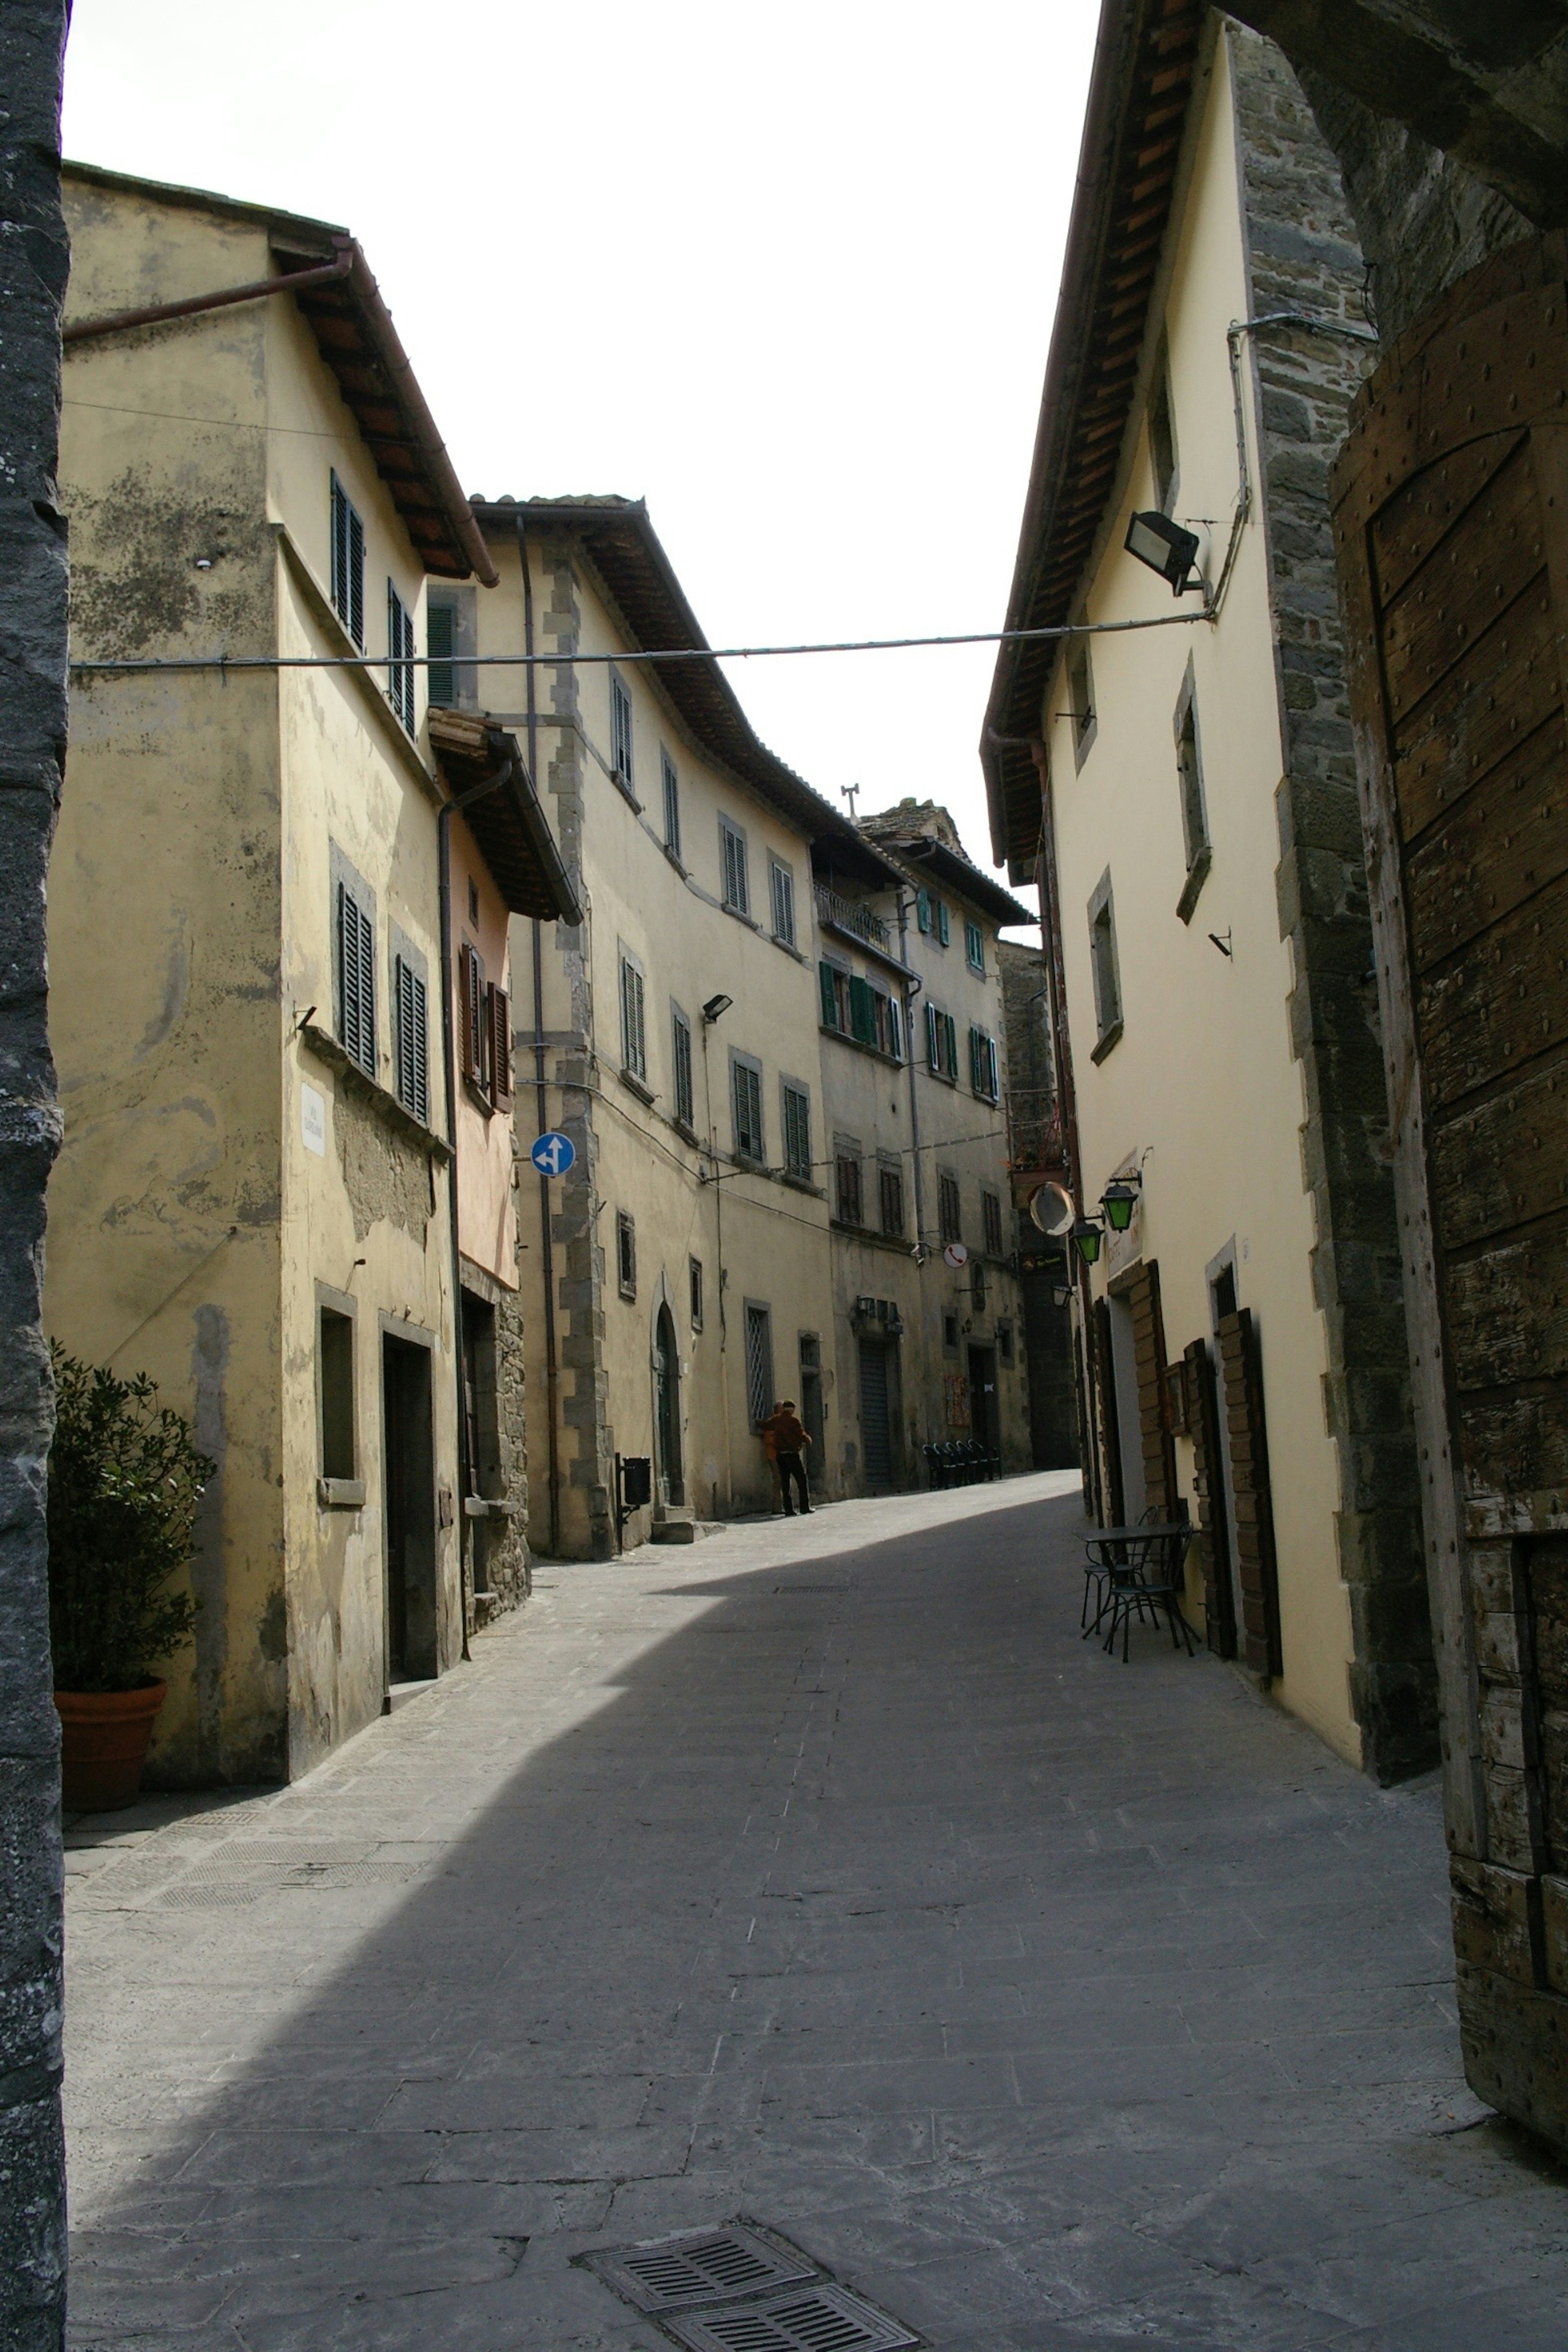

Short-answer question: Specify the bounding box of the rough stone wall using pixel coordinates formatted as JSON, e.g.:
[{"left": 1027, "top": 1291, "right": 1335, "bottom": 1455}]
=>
[
  {"left": 468, "top": 1270, "right": 529, "bottom": 1624},
  {"left": 0, "top": 7, "right": 69, "bottom": 2343},
  {"left": 997, "top": 942, "right": 1077, "bottom": 1470},
  {"left": 1297, "top": 75, "right": 1535, "bottom": 343},
  {"left": 1229, "top": 20, "right": 1439, "bottom": 1782},
  {"left": 541, "top": 548, "right": 614, "bottom": 1559}
]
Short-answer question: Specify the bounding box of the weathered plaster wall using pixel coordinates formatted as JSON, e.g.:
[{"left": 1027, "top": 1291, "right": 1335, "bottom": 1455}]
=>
[
  {"left": 1229, "top": 20, "right": 1438, "bottom": 1780},
  {"left": 999, "top": 940, "right": 1079, "bottom": 1471},
  {"left": 0, "top": 6, "right": 69, "bottom": 2340}
]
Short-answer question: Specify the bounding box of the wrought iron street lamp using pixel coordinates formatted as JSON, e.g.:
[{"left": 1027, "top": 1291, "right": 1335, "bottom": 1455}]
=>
[
  {"left": 1071, "top": 1217, "right": 1105, "bottom": 1268},
  {"left": 1100, "top": 1177, "right": 1140, "bottom": 1232}
]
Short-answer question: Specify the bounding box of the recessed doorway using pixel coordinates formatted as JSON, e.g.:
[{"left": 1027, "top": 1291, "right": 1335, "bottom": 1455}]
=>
[{"left": 382, "top": 1332, "right": 437, "bottom": 1683}]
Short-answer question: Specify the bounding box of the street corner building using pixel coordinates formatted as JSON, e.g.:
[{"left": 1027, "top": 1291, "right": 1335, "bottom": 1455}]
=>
[
  {"left": 47, "top": 166, "right": 574, "bottom": 1784},
  {"left": 982, "top": 4, "right": 1438, "bottom": 1785}
]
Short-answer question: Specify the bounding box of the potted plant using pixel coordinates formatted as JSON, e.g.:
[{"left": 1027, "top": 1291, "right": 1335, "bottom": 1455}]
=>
[{"left": 47, "top": 1349, "right": 211, "bottom": 1811}]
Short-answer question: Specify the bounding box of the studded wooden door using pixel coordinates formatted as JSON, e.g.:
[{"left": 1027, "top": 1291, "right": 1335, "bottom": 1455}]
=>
[{"left": 1332, "top": 232, "right": 1568, "bottom": 2153}]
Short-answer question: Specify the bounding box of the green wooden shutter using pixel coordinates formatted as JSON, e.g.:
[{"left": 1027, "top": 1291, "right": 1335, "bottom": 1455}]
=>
[
  {"left": 820, "top": 961, "right": 838, "bottom": 1029},
  {"left": 936, "top": 899, "right": 950, "bottom": 947},
  {"left": 428, "top": 601, "right": 456, "bottom": 707},
  {"left": 916, "top": 889, "right": 932, "bottom": 934},
  {"left": 943, "top": 1013, "right": 957, "bottom": 1077},
  {"left": 849, "top": 975, "right": 876, "bottom": 1045},
  {"left": 925, "top": 1002, "right": 938, "bottom": 1066}
]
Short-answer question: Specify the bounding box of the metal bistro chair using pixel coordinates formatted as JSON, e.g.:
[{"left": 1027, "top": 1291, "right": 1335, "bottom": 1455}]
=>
[
  {"left": 1080, "top": 1509, "right": 1160, "bottom": 1637},
  {"left": 1098, "top": 1521, "right": 1196, "bottom": 1663}
]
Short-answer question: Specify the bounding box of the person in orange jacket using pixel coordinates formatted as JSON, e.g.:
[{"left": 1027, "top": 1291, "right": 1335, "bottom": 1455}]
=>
[{"left": 761, "top": 1401, "right": 812, "bottom": 1516}]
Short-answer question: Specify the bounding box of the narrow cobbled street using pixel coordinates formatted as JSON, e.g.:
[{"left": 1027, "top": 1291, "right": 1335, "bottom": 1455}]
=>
[{"left": 66, "top": 1479, "right": 1567, "bottom": 2350}]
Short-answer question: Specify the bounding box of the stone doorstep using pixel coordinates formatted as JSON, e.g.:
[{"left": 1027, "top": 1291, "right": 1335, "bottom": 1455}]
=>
[
  {"left": 651, "top": 1515, "right": 724, "bottom": 1545},
  {"left": 382, "top": 1680, "right": 438, "bottom": 1715}
]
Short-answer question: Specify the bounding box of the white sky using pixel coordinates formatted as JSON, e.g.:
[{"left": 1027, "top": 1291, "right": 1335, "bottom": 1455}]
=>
[{"left": 62, "top": 1, "right": 1098, "bottom": 936}]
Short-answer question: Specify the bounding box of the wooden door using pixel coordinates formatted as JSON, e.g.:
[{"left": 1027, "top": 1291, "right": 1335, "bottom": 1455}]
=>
[
  {"left": 1332, "top": 231, "right": 1568, "bottom": 2151},
  {"left": 1217, "top": 1310, "right": 1281, "bottom": 1679},
  {"left": 1185, "top": 1337, "right": 1236, "bottom": 1660}
]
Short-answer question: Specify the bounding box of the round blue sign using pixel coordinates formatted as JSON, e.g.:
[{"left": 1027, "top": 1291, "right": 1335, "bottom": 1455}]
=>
[{"left": 529, "top": 1129, "right": 577, "bottom": 1178}]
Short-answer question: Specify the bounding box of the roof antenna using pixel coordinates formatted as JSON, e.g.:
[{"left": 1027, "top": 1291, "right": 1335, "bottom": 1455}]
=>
[{"left": 840, "top": 782, "right": 861, "bottom": 820}]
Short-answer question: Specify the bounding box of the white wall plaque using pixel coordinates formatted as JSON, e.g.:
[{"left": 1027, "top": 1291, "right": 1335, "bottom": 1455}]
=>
[{"left": 301, "top": 1082, "right": 327, "bottom": 1157}]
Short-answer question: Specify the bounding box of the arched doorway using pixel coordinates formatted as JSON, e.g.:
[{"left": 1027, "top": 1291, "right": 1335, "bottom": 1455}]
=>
[{"left": 653, "top": 1305, "right": 683, "bottom": 1506}]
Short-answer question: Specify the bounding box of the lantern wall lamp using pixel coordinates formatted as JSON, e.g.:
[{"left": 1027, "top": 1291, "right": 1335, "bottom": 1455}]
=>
[{"left": 1124, "top": 509, "right": 1203, "bottom": 596}]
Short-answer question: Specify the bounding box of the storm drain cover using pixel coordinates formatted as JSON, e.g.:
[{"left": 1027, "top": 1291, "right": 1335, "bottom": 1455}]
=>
[
  {"left": 773, "top": 1584, "right": 848, "bottom": 1595},
  {"left": 664, "top": 2284, "right": 918, "bottom": 2352},
  {"left": 582, "top": 2225, "right": 815, "bottom": 2313}
]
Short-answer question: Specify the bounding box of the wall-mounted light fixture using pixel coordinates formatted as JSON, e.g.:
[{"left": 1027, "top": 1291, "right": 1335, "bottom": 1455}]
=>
[
  {"left": 1071, "top": 1217, "right": 1105, "bottom": 1268},
  {"left": 701, "top": 993, "right": 733, "bottom": 1025},
  {"left": 1124, "top": 509, "right": 1202, "bottom": 596},
  {"left": 1100, "top": 1176, "right": 1141, "bottom": 1233}
]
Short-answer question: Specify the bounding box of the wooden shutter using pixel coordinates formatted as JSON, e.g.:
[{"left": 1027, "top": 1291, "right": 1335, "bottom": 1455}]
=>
[
  {"left": 1184, "top": 1336, "right": 1235, "bottom": 1659},
  {"left": 1091, "top": 1296, "right": 1124, "bottom": 1528},
  {"left": 944, "top": 1013, "right": 958, "bottom": 1078},
  {"left": 394, "top": 956, "right": 429, "bottom": 1124},
  {"left": 924, "top": 1001, "right": 938, "bottom": 1065},
  {"left": 936, "top": 900, "right": 950, "bottom": 946},
  {"left": 488, "top": 984, "right": 511, "bottom": 1109},
  {"left": 1217, "top": 1307, "right": 1281, "bottom": 1677},
  {"left": 819, "top": 961, "right": 838, "bottom": 1029},
  {"left": 1074, "top": 1323, "right": 1102, "bottom": 1522},
  {"left": 849, "top": 974, "right": 876, "bottom": 1046},
  {"left": 338, "top": 882, "right": 374, "bottom": 1074},
  {"left": 459, "top": 944, "right": 486, "bottom": 1086},
  {"left": 1125, "top": 1260, "right": 1177, "bottom": 1523}
]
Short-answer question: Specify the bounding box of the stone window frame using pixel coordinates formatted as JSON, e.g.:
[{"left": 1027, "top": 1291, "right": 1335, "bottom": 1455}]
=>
[
  {"left": 730, "top": 1046, "right": 765, "bottom": 1164},
  {"left": 426, "top": 585, "right": 479, "bottom": 711},
  {"left": 833, "top": 1132, "right": 864, "bottom": 1228},
  {"left": 719, "top": 813, "right": 751, "bottom": 918},
  {"left": 618, "top": 944, "right": 648, "bottom": 1087},
  {"left": 616, "top": 1209, "right": 637, "bottom": 1301},
  {"left": 1068, "top": 638, "right": 1097, "bottom": 768},
  {"left": 689, "top": 1254, "right": 704, "bottom": 1332},
  {"left": 769, "top": 853, "right": 797, "bottom": 947},
  {"left": 670, "top": 1000, "right": 695, "bottom": 1131},
  {"left": 661, "top": 746, "right": 682, "bottom": 862},
  {"left": 608, "top": 664, "right": 636, "bottom": 800},
  {"left": 315, "top": 1279, "right": 363, "bottom": 1508},
  {"left": 781, "top": 1075, "right": 813, "bottom": 1182}
]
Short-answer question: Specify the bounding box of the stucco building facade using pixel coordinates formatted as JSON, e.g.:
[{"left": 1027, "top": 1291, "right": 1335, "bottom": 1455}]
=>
[{"left": 49, "top": 168, "right": 571, "bottom": 1782}]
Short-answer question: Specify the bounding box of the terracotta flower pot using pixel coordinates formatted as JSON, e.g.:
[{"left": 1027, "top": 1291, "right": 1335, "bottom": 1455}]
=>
[{"left": 53, "top": 1681, "right": 167, "bottom": 1813}]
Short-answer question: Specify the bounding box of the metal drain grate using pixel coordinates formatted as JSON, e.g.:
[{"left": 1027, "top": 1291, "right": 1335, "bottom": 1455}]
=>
[
  {"left": 584, "top": 2226, "right": 815, "bottom": 2313},
  {"left": 664, "top": 2285, "right": 918, "bottom": 2352},
  {"left": 773, "top": 1585, "right": 848, "bottom": 1595}
]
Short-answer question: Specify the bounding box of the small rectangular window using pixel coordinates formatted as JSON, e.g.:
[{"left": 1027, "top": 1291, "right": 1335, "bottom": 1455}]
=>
[
  {"left": 926, "top": 1003, "right": 958, "bottom": 1082},
  {"left": 1175, "top": 668, "right": 1210, "bottom": 922},
  {"left": 609, "top": 669, "right": 635, "bottom": 793},
  {"left": 873, "top": 989, "right": 902, "bottom": 1061},
  {"left": 819, "top": 960, "right": 850, "bottom": 1034},
  {"left": 337, "top": 881, "right": 375, "bottom": 1076},
  {"left": 744, "top": 1302, "right": 774, "bottom": 1428},
  {"left": 998, "top": 1320, "right": 1015, "bottom": 1367},
  {"left": 938, "top": 1173, "right": 962, "bottom": 1245},
  {"left": 835, "top": 1150, "right": 864, "bottom": 1227},
  {"left": 935, "top": 899, "right": 950, "bottom": 948},
  {"left": 878, "top": 1164, "right": 904, "bottom": 1239},
  {"left": 782, "top": 1081, "right": 812, "bottom": 1180},
  {"left": 1149, "top": 355, "right": 1179, "bottom": 514},
  {"left": 319, "top": 1306, "right": 355, "bottom": 1479},
  {"left": 387, "top": 581, "right": 416, "bottom": 734},
  {"left": 689, "top": 1255, "right": 704, "bottom": 1331},
  {"left": 662, "top": 751, "right": 681, "bottom": 860},
  {"left": 330, "top": 472, "right": 365, "bottom": 649},
  {"left": 732, "top": 1056, "right": 764, "bottom": 1161},
  {"left": 616, "top": 1210, "right": 637, "bottom": 1299},
  {"left": 964, "top": 919, "right": 985, "bottom": 973},
  {"left": 720, "top": 817, "right": 750, "bottom": 915},
  {"left": 943, "top": 1312, "right": 960, "bottom": 1354},
  {"left": 972, "top": 1261, "right": 988, "bottom": 1310},
  {"left": 619, "top": 954, "right": 647, "bottom": 1082},
  {"left": 672, "top": 1005, "right": 694, "bottom": 1128},
  {"left": 982, "top": 1190, "right": 1004, "bottom": 1258},
  {"left": 915, "top": 889, "right": 933, "bottom": 935},
  {"left": 393, "top": 955, "right": 429, "bottom": 1123},
  {"left": 770, "top": 857, "right": 796, "bottom": 946}
]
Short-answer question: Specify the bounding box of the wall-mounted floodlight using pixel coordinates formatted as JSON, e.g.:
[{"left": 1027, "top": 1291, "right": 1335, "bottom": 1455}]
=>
[
  {"left": 701, "top": 994, "right": 733, "bottom": 1025},
  {"left": 1125, "top": 509, "right": 1202, "bottom": 596}
]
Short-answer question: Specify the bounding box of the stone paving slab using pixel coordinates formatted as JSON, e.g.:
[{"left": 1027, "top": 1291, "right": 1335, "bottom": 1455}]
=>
[{"left": 62, "top": 1472, "right": 1568, "bottom": 2349}]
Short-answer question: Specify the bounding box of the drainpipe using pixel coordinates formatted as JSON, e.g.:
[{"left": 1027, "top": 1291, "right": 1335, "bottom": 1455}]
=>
[
  {"left": 699, "top": 1016, "right": 733, "bottom": 1517},
  {"left": 893, "top": 891, "right": 927, "bottom": 1245},
  {"left": 517, "top": 517, "right": 563, "bottom": 1558},
  {"left": 64, "top": 251, "right": 354, "bottom": 343},
  {"left": 438, "top": 754, "right": 515, "bottom": 1657}
]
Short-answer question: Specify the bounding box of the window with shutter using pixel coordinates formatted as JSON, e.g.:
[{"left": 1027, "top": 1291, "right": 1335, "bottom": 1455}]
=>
[
  {"left": 732, "top": 1058, "right": 764, "bottom": 1161},
  {"left": 782, "top": 1081, "right": 811, "bottom": 1179},
  {"left": 916, "top": 889, "right": 932, "bottom": 935},
  {"left": 878, "top": 1165, "right": 904, "bottom": 1238},
  {"left": 330, "top": 472, "right": 365, "bottom": 649},
  {"left": 835, "top": 1152, "right": 863, "bottom": 1226},
  {"left": 849, "top": 974, "right": 876, "bottom": 1047},
  {"left": 387, "top": 582, "right": 416, "bottom": 733},
  {"left": 619, "top": 956, "right": 646, "bottom": 1081},
  {"left": 487, "top": 984, "right": 512, "bottom": 1109},
  {"left": 820, "top": 961, "right": 844, "bottom": 1032},
  {"left": 688, "top": 1256, "right": 704, "bottom": 1330},
  {"left": 661, "top": 751, "right": 681, "bottom": 858},
  {"left": 935, "top": 899, "right": 950, "bottom": 947},
  {"left": 609, "top": 670, "right": 635, "bottom": 793},
  {"left": 459, "top": 943, "right": 486, "bottom": 1087},
  {"left": 925, "top": 1001, "right": 939, "bottom": 1069},
  {"left": 744, "top": 1303, "right": 773, "bottom": 1428},
  {"left": 616, "top": 1211, "right": 637, "bottom": 1299},
  {"left": 427, "top": 599, "right": 457, "bottom": 708},
  {"left": 394, "top": 956, "right": 429, "bottom": 1123},
  {"left": 671, "top": 1006, "right": 694, "bottom": 1127},
  {"left": 938, "top": 1173, "right": 962, "bottom": 1245},
  {"left": 337, "top": 882, "right": 375, "bottom": 1075},
  {"left": 943, "top": 1012, "right": 958, "bottom": 1080},
  {"left": 720, "top": 817, "right": 749, "bottom": 914},
  {"left": 770, "top": 858, "right": 796, "bottom": 945},
  {"left": 982, "top": 1190, "right": 1003, "bottom": 1257},
  {"left": 965, "top": 919, "right": 985, "bottom": 973}
]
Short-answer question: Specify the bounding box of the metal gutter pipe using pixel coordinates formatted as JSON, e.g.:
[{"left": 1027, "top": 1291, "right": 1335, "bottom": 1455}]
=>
[
  {"left": 517, "top": 515, "right": 563, "bottom": 1559},
  {"left": 438, "top": 755, "right": 515, "bottom": 1658}
]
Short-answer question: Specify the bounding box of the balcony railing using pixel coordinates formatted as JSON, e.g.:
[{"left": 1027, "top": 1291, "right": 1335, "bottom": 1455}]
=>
[{"left": 814, "top": 884, "right": 889, "bottom": 953}]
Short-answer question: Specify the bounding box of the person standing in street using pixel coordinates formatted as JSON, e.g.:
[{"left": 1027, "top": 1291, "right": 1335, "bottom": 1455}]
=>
[{"left": 762, "top": 1401, "right": 812, "bottom": 1515}]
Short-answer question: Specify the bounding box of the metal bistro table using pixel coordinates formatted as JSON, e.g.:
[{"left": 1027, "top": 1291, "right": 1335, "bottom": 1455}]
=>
[{"left": 1080, "top": 1521, "right": 1196, "bottom": 1662}]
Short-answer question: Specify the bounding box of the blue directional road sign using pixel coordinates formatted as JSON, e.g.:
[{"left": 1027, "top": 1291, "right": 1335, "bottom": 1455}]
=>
[{"left": 529, "top": 1129, "right": 577, "bottom": 1178}]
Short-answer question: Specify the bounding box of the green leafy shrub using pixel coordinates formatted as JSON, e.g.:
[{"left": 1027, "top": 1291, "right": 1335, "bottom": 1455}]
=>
[{"left": 47, "top": 1348, "right": 212, "bottom": 1692}]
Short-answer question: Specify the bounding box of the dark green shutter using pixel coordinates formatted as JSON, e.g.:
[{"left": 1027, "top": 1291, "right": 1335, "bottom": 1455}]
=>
[
  {"left": 849, "top": 975, "right": 876, "bottom": 1045},
  {"left": 819, "top": 961, "right": 838, "bottom": 1028},
  {"left": 428, "top": 601, "right": 456, "bottom": 707}
]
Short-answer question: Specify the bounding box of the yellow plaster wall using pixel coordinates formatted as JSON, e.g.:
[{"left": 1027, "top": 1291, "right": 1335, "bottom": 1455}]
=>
[{"left": 1045, "top": 40, "right": 1359, "bottom": 1763}]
